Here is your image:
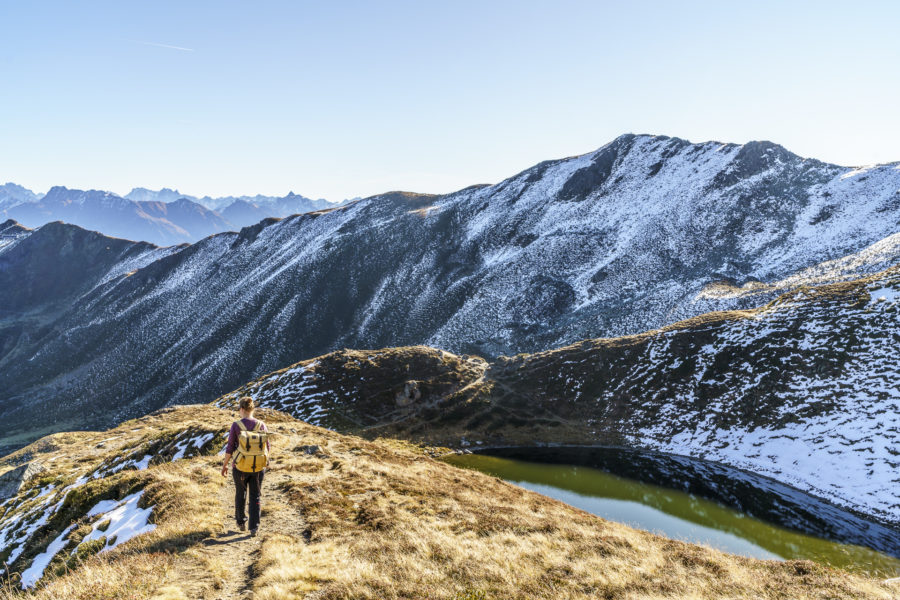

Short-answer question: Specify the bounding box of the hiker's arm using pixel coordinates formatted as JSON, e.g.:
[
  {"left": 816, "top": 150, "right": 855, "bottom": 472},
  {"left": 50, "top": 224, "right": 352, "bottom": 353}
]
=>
[{"left": 221, "top": 422, "right": 237, "bottom": 476}]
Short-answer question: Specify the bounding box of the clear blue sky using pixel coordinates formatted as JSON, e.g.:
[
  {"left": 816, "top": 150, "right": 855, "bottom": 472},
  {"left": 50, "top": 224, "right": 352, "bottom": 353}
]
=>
[{"left": 1, "top": 0, "right": 898, "bottom": 201}]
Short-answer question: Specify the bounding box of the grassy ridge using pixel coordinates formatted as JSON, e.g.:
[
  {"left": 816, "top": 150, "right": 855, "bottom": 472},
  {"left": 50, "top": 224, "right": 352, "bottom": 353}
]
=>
[{"left": 0, "top": 405, "right": 896, "bottom": 599}]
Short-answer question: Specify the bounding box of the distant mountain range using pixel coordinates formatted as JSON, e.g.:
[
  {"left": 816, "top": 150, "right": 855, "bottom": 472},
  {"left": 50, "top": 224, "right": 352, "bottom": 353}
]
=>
[
  {"left": 2, "top": 133, "right": 900, "bottom": 456},
  {"left": 0, "top": 185, "right": 342, "bottom": 245}
]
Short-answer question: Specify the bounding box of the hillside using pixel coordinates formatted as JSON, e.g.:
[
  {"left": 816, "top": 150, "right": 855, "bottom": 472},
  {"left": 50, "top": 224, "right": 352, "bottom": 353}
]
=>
[
  {"left": 217, "top": 263, "right": 900, "bottom": 528},
  {"left": 3, "top": 134, "right": 900, "bottom": 449},
  {"left": 0, "top": 404, "right": 895, "bottom": 599}
]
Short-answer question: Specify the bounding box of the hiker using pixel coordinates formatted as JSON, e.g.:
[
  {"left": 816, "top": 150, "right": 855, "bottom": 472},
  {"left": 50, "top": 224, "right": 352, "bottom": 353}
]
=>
[{"left": 221, "top": 396, "right": 270, "bottom": 536}]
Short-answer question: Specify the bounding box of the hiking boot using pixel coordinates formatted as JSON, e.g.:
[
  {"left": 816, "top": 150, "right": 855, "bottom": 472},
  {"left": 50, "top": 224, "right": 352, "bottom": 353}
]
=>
[
  {"left": 238, "top": 521, "right": 246, "bottom": 532},
  {"left": 250, "top": 528, "right": 258, "bottom": 537}
]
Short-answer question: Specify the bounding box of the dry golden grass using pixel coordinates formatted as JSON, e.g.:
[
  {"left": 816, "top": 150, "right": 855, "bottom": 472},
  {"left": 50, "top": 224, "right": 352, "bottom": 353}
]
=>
[
  {"left": 0, "top": 406, "right": 229, "bottom": 599},
  {"left": 256, "top": 417, "right": 897, "bottom": 600},
  {"left": 1, "top": 404, "right": 897, "bottom": 600},
  {"left": 0, "top": 552, "right": 173, "bottom": 600}
]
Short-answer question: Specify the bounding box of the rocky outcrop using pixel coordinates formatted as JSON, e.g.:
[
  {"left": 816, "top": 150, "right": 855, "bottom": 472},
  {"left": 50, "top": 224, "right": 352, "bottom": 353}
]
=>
[{"left": 0, "top": 461, "right": 46, "bottom": 500}]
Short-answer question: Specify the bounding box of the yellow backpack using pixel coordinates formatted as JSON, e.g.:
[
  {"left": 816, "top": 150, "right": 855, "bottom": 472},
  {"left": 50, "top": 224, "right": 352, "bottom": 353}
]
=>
[{"left": 233, "top": 420, "right": 269, "bottom": 473}]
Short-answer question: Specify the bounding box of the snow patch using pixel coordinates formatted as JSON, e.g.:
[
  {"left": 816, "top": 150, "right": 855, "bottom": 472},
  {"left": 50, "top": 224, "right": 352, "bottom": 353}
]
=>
[
  {"left": 20, "top": 523, "right": 77, "bottom": 589},
  {"left": 79, "top": 491, "right": 156, "bottom": 553}
]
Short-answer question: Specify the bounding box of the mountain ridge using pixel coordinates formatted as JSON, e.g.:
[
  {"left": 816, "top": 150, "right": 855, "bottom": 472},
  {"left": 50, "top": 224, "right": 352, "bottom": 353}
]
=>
[
  {"left": 0, "top": 185, "right": 345, "bottom": 245},
  {"left": 0, "top": 403, "right": 895, "bottom": 598},
  {"left": 2, "top": 133, "right": 900, "bottom": 456}
]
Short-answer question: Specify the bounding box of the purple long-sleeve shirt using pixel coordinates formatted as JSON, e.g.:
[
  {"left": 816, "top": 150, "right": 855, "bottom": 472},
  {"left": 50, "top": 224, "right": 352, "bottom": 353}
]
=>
[{"left": 226, "top": 418, "right": 269, "bottom": 455}]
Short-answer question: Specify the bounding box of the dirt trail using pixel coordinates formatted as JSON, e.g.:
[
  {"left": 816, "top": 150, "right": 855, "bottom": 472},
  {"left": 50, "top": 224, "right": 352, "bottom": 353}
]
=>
[{"left": 199, "top": 463, "right": 307, "bottom": 600}]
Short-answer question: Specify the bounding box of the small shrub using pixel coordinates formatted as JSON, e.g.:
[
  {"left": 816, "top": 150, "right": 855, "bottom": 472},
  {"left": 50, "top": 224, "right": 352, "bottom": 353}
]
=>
[
  {"left": 66, "top": 537, "right": 106, "bottom": 570},
  {"left": 454, "top": 590, "right": 488, "bottom": 600}
]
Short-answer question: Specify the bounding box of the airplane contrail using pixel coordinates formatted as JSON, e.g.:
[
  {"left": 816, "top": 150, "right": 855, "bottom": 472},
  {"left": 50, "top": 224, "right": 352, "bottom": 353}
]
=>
[{"left": 128, "top": 39, "right": 195, "bottom": 52}]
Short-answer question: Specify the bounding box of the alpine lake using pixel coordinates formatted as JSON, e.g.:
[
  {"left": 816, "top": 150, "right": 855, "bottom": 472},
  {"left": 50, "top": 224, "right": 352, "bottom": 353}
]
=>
[{"left": 442, "top": 446, "right": 900, "bottom": 578}]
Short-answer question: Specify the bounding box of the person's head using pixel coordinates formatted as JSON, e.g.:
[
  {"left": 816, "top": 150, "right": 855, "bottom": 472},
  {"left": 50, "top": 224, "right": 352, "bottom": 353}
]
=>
[{"left": 238, "top": 396, "right": 255, "bottom": 418}]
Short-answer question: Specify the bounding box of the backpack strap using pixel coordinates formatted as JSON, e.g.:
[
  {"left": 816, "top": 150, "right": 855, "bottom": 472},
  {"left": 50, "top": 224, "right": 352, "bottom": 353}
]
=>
[
  {"left": 254, "top": 420, "right": 267, "bottom": 454},
  {"left": 234, "top": 420, "right": 250, "bottom": 454}
]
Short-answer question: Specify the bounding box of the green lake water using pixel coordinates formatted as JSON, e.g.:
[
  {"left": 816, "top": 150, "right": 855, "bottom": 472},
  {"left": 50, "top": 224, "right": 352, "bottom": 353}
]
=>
[{"left": 443, "top": 453, "right": 900, "bottom": 578}]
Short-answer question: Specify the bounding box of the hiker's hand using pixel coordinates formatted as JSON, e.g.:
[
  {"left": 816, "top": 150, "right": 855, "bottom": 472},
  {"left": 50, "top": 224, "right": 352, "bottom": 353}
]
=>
[{"left": 220, "top": 464, "right": 227, "bottom": 477}]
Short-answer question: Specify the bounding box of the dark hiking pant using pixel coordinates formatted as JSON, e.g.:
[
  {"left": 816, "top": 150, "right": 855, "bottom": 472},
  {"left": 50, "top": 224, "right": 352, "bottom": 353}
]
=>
[{"left": 233, "top": 466, "right": 265, "bottom": 530}]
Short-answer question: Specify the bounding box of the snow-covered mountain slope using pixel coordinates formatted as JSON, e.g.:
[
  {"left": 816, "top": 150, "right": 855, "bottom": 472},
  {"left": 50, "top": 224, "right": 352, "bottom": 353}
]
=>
[
  {"left": 0, "top": 183, "right": 40, "bottom": 210},
  {"left": 515, "top": 266, "right": 899, "bottom": 526},
  {"left": 217, "top": 265, "right": 900, "bottom": 527},
  {"left": 422, "top": 135, "right": 900, "bottom": 351},
  {"left": 0, "top": 220, "right": 31, "bottom": 255},
  {"left": 3, "top": 133, "right": 900, "bottom": 449}
]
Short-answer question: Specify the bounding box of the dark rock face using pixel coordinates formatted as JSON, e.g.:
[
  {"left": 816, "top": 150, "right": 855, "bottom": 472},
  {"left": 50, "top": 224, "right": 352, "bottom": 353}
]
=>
[
  {"left": 711, "top": 140, "right": 799, "bottom": 187},
  {"left": 0, "top": 462, "right": 46, "bottom": 499},
  {"left": 558, "top": 134, "right": 637, "bottom": 201},
  {"left": 1, "top": 134, "right": 899, "bottom": 451}
]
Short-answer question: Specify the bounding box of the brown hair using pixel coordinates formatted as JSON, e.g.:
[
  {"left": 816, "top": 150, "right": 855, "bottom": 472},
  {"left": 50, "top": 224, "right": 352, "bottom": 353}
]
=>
[{"left": 238, "top": 396, "right": 255, "bottom": 413}]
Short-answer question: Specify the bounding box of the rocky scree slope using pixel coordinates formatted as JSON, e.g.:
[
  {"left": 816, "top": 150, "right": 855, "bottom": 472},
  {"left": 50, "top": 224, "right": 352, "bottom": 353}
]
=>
[
  {"left": 0, "top": 404, "right": 896, "bottom": 599},
  {"left": 3, "top": 134, "right": 900, "bottom": 447},
  {"left": 218, "top": 264, "right": 900, "bottom": 528}
]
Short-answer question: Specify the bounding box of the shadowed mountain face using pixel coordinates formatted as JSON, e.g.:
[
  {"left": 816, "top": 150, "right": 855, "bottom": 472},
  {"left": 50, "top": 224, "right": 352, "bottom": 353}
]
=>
[
  {"left": 1, "top": 134, "right": 900, "bottom": 450},
  {"left": 216, "top": 267, "right": 900, "bottom": 527}
]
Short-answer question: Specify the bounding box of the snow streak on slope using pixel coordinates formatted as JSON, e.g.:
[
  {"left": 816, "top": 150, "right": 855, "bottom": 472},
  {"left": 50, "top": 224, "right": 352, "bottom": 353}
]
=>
[
  {"left": 0, "top": 220, "right": 30, "bottom": 256},
  {"left": 216, "top": 361, "right": 335, "bottom": 426}
]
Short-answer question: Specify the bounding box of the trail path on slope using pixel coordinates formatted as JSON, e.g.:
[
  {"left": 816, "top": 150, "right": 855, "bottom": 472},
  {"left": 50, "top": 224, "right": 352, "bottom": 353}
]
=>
[{"left": 201, "top": 463, "right": 307, "bottom": 600}]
